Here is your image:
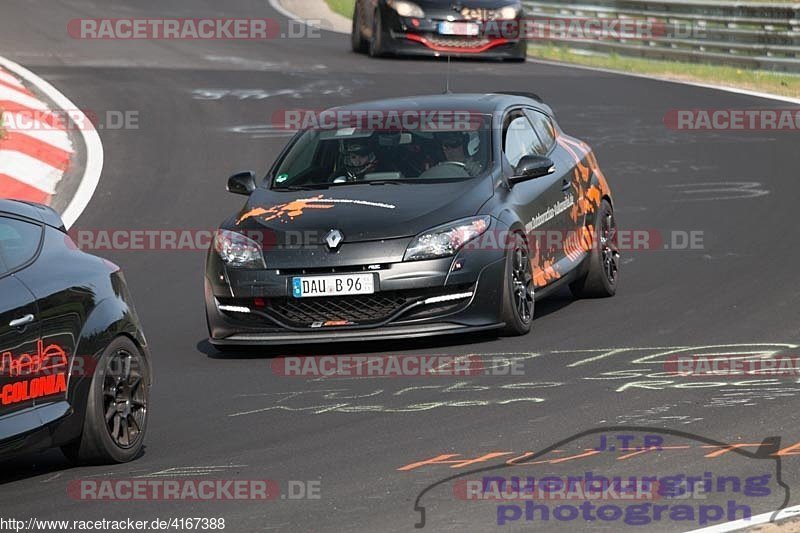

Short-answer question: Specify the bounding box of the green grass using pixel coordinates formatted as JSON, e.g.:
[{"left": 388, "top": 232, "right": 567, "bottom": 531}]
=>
[
  {"left": 528, "top": 44, "right": 800, "bottom": 99},
  {"left": 325, "top": 0, "right": 355, "bottom": 18}
]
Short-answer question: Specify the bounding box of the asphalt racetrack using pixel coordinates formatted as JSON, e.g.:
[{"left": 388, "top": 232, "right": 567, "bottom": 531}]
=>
[{"left": 1, "top": 1, "right": 799, "bottom": 531}]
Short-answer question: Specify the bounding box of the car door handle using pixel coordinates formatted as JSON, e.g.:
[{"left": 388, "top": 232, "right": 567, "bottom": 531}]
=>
[
  {"left": 562, "top": 179, "right": 571, "bottom": 192},
  {"left": 9, "top": 314, "right": 34, "bottom": 328}
]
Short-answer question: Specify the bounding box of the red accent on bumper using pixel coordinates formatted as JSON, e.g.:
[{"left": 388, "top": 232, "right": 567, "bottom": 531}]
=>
[{"left": 403, "top": 33, "right": 510, "bottom": 53}]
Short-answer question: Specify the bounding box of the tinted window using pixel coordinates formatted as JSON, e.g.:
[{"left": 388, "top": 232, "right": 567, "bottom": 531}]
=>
[
  {"left": 503, "top": 115, "right": 543, "bottom": 167},
  {"left": 0, "top": 216, "right": 42, "bottom": 274},
  {"left": 525, "top": 109, "right": 557, "bottom": 154},
  {"left": 271, "top": 117, "right": 493, "bottom": 187}
]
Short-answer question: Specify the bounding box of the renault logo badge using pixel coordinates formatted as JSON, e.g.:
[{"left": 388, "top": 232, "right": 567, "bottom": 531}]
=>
[{"left": 325, "top": 229, "right": 344, "bottom": 251}]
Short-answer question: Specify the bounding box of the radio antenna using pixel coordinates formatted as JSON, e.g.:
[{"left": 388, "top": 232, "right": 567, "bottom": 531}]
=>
[{"left": 444, "top": 55, "right": 452, "bottom": 94}]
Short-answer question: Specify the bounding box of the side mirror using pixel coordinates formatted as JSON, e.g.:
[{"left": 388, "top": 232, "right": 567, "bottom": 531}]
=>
[
  {"left": 227, "top": 171, "right": 257, "bottom": 195},
  {"left": 509, "top": 155, "right": 555, "bottom": 186}
]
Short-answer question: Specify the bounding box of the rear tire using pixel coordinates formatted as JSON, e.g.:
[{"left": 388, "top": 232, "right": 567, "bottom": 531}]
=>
[
  {"left": 500, "top": 232, "right": 534, "bottom": 336},
  {"left": 62, "top": 336, "right": 149, "bottom": 465},
  {"left": 351, "top": 1, "right": 367, "bottom": 53},
  {"left": 570, "top": 199, "right": 619, "bottom": 298}
]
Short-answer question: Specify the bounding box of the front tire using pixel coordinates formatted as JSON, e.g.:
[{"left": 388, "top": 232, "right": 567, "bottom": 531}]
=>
[
  {"left": 62, "top": 336, "right": 149, "bottom": 464},
  {"left": 368, "top": 9, "right": 386, "bottom": 58},
  {"left": 500, "top": 232, "right": 534, "bottom": 336},
  {"left": 351, "top": 1, "right": 367, "bottom": 53},
  {"left": 570, "top": 199, "right": 619, "bottom": 298}
]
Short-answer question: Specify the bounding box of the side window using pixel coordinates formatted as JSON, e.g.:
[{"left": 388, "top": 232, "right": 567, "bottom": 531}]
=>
[
  {"left": 0, "top": 216, "right": 42, "bottom": 275},
  {"left": 503, "top": 114, "right": 544, "bottom": 167},
  {"left": 274, "top": 132, "right": 318, "bottom": 184},
  {"left": 524, "top": 109, "right": 557, "bottom": 154}
]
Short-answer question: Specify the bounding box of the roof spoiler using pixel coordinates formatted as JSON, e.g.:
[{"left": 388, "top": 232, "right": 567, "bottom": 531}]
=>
[{"left": 495, "top": 91, "right": 544, "bottom": 103}]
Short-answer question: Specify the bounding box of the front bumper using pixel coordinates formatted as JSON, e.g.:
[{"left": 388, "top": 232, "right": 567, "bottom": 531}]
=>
[
  {"left": 380, "top": 9, "right": 527, "bottom": 59},
  {"left": 205, "top": 239, "right": 507, "bottom": 345},
  {"left": 387, "top": 33, "right": 526, "bottom": 59}
]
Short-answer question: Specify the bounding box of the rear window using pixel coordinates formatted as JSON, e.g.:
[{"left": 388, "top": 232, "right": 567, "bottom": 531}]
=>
[{"left": 0, "top": 216, "right": 42, "bottom": 275}]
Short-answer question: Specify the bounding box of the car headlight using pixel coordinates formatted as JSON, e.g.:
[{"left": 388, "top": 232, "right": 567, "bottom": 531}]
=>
[
  {"left": 497, "top": 5, "right": 520, "bottom": 19},
  {"left": 213, "top": 229, "right": 266, "bottom": 269},
  {"left": 404, "top": 216, "right": 491, "bottom": 261},
  {"left": 387, "top": 0, "right": 425, "bottom": 18}
]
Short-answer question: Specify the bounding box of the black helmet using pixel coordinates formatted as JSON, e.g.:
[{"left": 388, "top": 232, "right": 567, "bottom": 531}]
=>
[
  {"left": 342, "top": 138, "right": 377, "bottom": 177},
  {"left": 438, "top": 131, "right": 480, "bottom": 157},
  {"left": 438, "top": 131, "right": 467, "bottom": 149}
]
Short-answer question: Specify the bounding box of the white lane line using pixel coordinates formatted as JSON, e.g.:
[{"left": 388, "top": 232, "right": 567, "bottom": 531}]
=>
[
  {"left": 685, "top": 504, "right": 800, "bottom": 532},
  {"left": 268, "top": 0, "right": 303, "bottom": 24},
  {"left": 0, "top": 151, "right": 66, "bottom": 193},
  {"left": 268, "top": 0, "right": 350, "bottom": 34},
  {"left": 0, "top": 56, "right": 104, "bottom": 229}
]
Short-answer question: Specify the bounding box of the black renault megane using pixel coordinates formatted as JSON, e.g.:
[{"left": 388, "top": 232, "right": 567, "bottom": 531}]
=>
[
  {"left": 206, "top": 93, "right": 618, "bottom": 346},
  {"left": 0, "top": 200, "right": 150, "bottom": 464}
]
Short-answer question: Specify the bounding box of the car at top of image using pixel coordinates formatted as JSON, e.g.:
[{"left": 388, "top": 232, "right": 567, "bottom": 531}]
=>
[
  {"left": 351, "top": 0, "right": 527, "bottom": 61},
  {"left": 0, "top": 200, "right": 151, "bottom": 464},
  {"left": 205, "top": 92, "right": 619, "bottom": 346}
]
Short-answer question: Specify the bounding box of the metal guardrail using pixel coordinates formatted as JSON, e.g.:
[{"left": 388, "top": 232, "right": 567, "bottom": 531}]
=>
[{"left": 521, "top": 0, "right": 800, "bottom": 72}]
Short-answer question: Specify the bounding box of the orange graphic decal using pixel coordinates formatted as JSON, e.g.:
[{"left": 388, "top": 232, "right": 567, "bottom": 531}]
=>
[
  {"left": 237, "top": 195, "right": 335, "bottom": 225},
  {"left": 558, "top": 136, "right": 612, "bottom": 226}
]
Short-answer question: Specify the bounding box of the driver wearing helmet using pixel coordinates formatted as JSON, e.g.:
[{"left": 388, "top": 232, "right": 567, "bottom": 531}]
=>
[
  {"left": 437, "top": 131, "right": 483, "bottom": 177},
  {"left": 335, "top": 138, "right": 379, "bottom": 183}
]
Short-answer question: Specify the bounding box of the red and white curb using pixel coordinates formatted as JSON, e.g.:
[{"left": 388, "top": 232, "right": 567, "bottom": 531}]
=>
[
  {"left": 0, "top": 67, "right": 72, "bottom": 205},
  {"left": 0, "top": 56, "right": 103, "bottom": 229}
]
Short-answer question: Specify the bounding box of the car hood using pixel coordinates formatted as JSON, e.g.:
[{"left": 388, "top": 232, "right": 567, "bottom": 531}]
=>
[{"left": 229, "top": 178, "right": 494, "bottom": 244}]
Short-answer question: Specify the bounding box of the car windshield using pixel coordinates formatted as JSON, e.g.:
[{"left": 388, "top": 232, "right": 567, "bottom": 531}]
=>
[{"left": 269, "top": 116, "right": 492, "bottom": 189}]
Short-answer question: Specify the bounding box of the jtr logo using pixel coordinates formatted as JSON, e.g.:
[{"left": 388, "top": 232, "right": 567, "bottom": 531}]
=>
[{"left": 0, "top": 340, "right": 68, "bottom": 377}]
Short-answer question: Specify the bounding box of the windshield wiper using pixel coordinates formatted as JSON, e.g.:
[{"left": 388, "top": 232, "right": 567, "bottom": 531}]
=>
[
  {"left": 272, "top": 184, "right": 329, "bottom": 191},
  {"left": 328, "top": 180, "right": 405, "bottom": 186}
]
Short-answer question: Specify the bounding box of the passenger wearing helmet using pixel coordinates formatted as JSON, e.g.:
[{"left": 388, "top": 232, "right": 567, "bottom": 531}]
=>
[
  {"left": 438, "top": 131, "right": 483, "bottom": 177},
  {"left": 334, "top": 138, "right": 379, "bottom": 183}
]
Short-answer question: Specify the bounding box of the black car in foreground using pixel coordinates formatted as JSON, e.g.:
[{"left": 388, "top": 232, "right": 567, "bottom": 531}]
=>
[
  {"left": 351, "top": 0, "right": 527, "bottom": 60},
  {"left": 206, "top": 93, "right": 618, "bottom": 346},
  {"left": 0, "top": 200, "right": 150, "bottom": 464}
]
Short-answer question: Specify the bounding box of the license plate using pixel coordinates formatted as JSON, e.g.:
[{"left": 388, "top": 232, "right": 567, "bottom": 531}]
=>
[
  {"left": 438, "top": 21, "right": 480, "bottom": 36},
  {"left": 292, "top": 274, "right": 374, "bottom": 298}
]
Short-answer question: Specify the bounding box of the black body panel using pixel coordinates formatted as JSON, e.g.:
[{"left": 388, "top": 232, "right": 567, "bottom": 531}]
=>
[{"left": 0, "top": 200, "right": 150, "bottom": 456}]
